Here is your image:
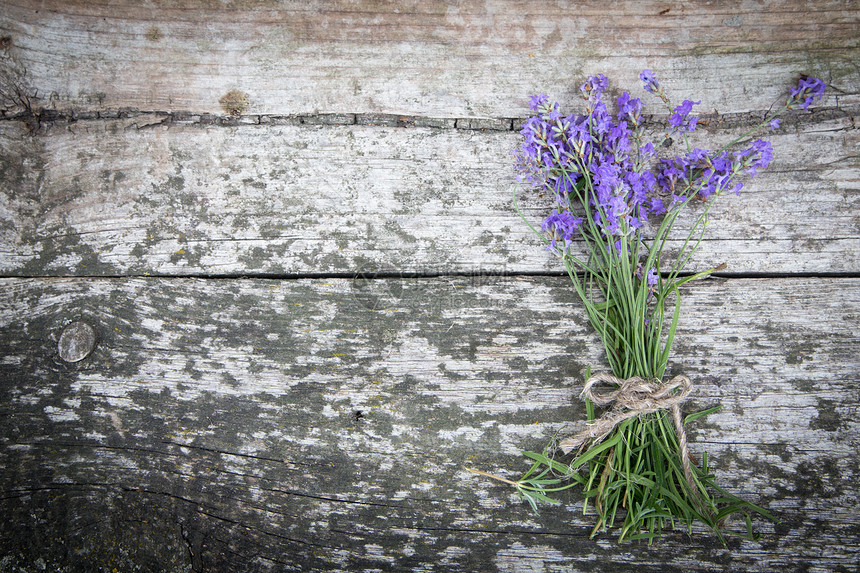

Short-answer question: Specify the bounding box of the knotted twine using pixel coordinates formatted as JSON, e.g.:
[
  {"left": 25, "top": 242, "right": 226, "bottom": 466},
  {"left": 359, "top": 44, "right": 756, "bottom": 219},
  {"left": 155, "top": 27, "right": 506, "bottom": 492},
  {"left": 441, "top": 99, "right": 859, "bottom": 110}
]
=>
[{"left": 559, "top": 372, "right": 703, "bottom": 509}]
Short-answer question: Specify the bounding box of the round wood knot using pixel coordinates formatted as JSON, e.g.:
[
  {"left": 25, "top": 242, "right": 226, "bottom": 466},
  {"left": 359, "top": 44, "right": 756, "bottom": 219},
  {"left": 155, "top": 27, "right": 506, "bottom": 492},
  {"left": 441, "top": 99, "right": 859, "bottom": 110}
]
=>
[{"left": 58, "top": 320, "right": 97, "bottom": 363}]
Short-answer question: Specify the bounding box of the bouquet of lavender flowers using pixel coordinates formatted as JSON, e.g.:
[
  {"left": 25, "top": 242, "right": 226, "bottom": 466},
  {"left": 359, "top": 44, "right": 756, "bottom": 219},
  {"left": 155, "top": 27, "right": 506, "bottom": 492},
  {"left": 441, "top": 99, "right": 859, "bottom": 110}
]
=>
[{"left": 472, "top": 71, "right": 825, "bottom": 543}]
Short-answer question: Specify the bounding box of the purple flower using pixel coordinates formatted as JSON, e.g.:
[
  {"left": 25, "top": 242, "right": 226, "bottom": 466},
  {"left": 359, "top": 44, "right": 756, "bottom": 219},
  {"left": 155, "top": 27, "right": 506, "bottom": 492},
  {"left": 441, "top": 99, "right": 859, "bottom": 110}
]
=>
[
  {"left": 657, "top": 158, "right": 686, "bottom": 193},
  {"left": 625, "top": 171, "right": 648, "bottom": 207},
  {"left": 788, "top": 76, "right": 826, "bottom": 111},
  {"left": 553, "top": 175, "right": 579, "bottom": 203},
  {"left": 617, "top": 92, "right": 643, "bottom": 124},
  {"left": 640, "top": 69, "right": 660, "bottom": 94},
  {"left": 529, "top": 94, "right": 549, "bottom": 111},
  {"left": 744, "top": 139, "right": 773, "bottom": 176},
  {"left": 639, "top": 169, "right": 657, "bottom": 191},
  {"left": 640, "top": 142, "right": 656, "bottom": 158},
  {"left": 590, "top": 101, "right": 614, "bottom": 136},
  {"left": 608, "top": 123, "right": 632, "bottom": 156},
  {"left": 769, "top": 118, "right": 781, "bottom": 130},
  {"left": 569, "top": 118, "right": 588, "bottom": 138},
  {"left": 646, "top": 268, "right": 658, "bottom": 286},
  {"left": 581, "top": 74, "right": 609, "bottom": 97},
  {"left": 543, "top": 210, "right": 583, "bottom": 250},
  {"left": 649, "top": 198, "right": 666, "bottom": 216},
  {"left": 685, "top": 148, "right": 710, "bottom": 163},
  {"left": 594, "top": 161, "right": 621, "bottom": 189},
  {"left": 669, "top": 100, "right": 701, "bottom": 132}
]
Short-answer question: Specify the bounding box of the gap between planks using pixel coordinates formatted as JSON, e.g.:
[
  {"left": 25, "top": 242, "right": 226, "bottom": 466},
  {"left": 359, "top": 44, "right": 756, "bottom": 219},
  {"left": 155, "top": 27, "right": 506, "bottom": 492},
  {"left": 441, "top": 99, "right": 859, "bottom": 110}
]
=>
[
  {"left": 4, "top": 269, "right": 860, "bottom": 281},
  {"left": 0, "top": 106, "right": 853, "bottom": 133}
]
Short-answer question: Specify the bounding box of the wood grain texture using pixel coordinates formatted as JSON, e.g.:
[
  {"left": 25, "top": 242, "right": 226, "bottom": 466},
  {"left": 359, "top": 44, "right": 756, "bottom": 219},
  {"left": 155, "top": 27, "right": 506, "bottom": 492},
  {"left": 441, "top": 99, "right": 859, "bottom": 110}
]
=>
[
  {"left": 0, "top": 1, "right": 857, "bottom": 117},
  {"left": 1, "top": 1, "right": 858, "bottom": 571},
  {"left": 0, "top": 276, "right": 857, "bottom": 572},
  {"left": 0, "top": 116, "right": 857, "bottom": 277}
]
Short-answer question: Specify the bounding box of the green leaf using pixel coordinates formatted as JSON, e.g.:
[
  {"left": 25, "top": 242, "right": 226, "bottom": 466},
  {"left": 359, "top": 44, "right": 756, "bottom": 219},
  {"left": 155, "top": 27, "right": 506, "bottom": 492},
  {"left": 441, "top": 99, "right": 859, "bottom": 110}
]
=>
[
  {"left": 519, "top": 458, "right": 545, "bottom": 482},
  {"left": 570, "top": 430, "right": 623, "bottom": 471},
  {"left": 521, "top": 489, "right": 561, "bottom": 506},
  {"left": 521, "top": 491, "right": 540, "bottom": 513},
  {"left": 684, "top": 404, "right": 723, "bottom": 425},
  {"left": 521, "top": 450, "right": 571, "bottom": 475},
  {"left": 660, "top": 286, "right": 683, "bottom": 366}
]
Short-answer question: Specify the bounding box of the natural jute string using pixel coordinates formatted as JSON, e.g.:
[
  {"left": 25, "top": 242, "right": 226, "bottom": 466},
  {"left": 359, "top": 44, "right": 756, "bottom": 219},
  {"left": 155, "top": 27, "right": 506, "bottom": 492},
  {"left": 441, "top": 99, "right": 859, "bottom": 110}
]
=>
[{"left": 559, "top": 372, "right": 704, "bottom": 509}]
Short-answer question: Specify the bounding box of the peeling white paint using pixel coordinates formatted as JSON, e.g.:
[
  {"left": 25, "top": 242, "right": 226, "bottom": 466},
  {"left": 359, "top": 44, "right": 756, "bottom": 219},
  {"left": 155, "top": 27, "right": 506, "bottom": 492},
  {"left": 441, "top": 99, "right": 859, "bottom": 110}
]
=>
[{"left": 43, "top": 406, "right": 80, "bottom": 423}]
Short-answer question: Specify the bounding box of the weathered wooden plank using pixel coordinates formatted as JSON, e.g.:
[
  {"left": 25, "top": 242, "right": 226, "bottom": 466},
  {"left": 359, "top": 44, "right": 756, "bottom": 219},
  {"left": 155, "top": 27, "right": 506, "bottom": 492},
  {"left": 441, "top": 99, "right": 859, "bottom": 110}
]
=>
[
  {"left": 1, "top": 276, "right": 857, "bottom": 571},
  {"left": 0, "top": 116, "right": 856, "bottom": 277},
  {"left": 0, "top": 1, "right": 856, "bottom": 117},
  {"left": 0, "top": 4, "right": 858, "bottom": 573}
]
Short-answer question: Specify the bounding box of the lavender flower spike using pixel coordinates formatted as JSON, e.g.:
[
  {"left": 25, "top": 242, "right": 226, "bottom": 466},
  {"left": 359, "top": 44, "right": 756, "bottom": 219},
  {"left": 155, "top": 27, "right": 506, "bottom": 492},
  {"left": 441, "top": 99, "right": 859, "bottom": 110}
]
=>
[
  {"left": 581, "top": 74, "right": 609, "bottom": 96},
  {"left": 640, "top": 69, "right": 660, "bottom": 94},
  {"left": 669, "top": 99, "right": 702, "bottom": 132},
  {"left": 788, "top": 76, "right": 826, "bottom": 110},
  {"left": 529, "top": 93, "right": 550, "bottom": 111}
]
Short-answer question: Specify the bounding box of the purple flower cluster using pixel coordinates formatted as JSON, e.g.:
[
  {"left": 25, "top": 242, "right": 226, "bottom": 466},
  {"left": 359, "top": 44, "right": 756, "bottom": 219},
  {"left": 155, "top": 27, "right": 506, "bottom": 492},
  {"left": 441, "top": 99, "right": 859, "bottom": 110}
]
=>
[
  {"left": 656, "top": 138, "right": 773, "bottom": 200},
  {"left": 514, "top": 74, "right": 659, "bottom": 250},
  {"left": 514, "top": 70, "right": 820, "bottom": 255}
]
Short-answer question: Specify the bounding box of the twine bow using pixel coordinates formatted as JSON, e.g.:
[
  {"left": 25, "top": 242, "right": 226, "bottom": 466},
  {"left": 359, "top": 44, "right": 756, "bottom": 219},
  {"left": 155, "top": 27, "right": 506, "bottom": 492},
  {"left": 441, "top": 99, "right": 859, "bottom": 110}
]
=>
[{"left": 559, "top": 372, "right": 702, "bottom": 507}]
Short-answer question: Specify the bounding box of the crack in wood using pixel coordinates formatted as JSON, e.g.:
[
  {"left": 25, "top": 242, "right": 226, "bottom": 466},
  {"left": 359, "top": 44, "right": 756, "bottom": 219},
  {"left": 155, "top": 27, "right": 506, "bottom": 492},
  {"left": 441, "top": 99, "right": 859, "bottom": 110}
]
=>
[
  {"left": 114, "top": 484, "right": 331, "bottom": 548},
  {"left": 1, "top": 106, "right": 854, "bottom": 133}
]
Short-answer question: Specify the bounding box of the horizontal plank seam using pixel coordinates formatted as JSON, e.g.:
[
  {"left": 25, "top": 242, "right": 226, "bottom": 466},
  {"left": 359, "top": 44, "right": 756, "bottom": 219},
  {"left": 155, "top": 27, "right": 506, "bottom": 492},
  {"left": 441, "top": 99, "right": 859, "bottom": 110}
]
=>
[
  {"left": 2, "top": 270, "right": 859, "bottom": 281},
  {"left": 1, "top": 106, "right": 854, "bottom": 132}
]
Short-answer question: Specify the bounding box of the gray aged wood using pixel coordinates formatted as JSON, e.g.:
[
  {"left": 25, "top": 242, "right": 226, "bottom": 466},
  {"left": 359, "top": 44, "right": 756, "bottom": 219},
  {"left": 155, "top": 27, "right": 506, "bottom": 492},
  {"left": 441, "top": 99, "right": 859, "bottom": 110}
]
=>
[
  {"left": 0, "top": 1, "right": 859, "bottom": 572},
  {"left": 0, "top": 0, "right": 856, "bottom": 117},
  {"left": 0, "top": 277, "right": 858, "bottom": 572},
  {"left": 0, "top": 116, "right": 857, "bottom": 278}
]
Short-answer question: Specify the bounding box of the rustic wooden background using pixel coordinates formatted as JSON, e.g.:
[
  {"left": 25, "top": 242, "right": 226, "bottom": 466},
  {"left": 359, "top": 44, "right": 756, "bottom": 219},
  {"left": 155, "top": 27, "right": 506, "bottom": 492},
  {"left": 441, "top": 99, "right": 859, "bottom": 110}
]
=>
[{"left": 1, "top": 1, "right": 858, "bottom": 571}]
